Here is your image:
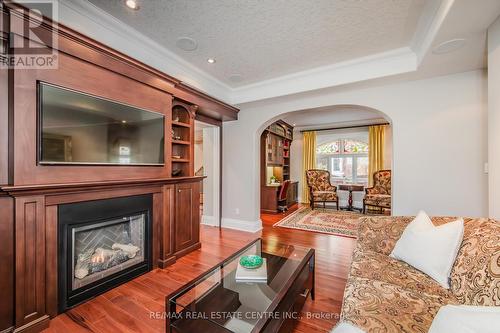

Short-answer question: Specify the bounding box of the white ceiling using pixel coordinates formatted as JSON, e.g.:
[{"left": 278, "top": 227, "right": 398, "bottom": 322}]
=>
[
  {"left": 87, "top": 0, "right": 425, "bottom": 87},
  {"left": 49, "top": 0, "right": 500, "bottom": 104}
]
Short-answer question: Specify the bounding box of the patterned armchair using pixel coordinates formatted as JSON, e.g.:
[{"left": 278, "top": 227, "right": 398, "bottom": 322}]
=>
[
  {"left": 305, "top": 169, "right": 339, "bottom": 210},
  {"left": 363, "top": 170, "right": 391, "bottom": 214}
]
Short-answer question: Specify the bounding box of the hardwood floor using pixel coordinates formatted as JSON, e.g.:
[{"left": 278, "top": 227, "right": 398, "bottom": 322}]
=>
[{"left": 43, "top": 205, "right": 356, "bottom": 333}]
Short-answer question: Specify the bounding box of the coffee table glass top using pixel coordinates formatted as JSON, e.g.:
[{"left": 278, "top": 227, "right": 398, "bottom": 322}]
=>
[{"left": 167, "top": 238, "right": 312, "bottom": 333}]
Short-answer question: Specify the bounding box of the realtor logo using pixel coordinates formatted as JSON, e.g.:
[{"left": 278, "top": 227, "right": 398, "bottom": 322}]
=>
[{"left": 1, "top": 0, "right": 58, "bottom": 69}]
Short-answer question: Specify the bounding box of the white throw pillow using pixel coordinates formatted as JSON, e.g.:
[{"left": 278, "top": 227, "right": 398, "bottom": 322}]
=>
[
  {"left": 390, "top": 211, "right": 464, "bottom": 289},
  {"left": 429, "top": 305, "right": 500, "bottom": 333}
]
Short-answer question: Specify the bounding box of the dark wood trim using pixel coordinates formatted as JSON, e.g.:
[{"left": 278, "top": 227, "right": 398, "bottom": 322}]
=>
[
  {"left": 195, "top": 113, "right": 222, "bottom": 127},
  {"left": 12, "top": 315, "right": 49, "bottom": 333},
  {"left": 0, "top": 7, "right": 9, "bottom": 185},
  {"left": 0, "top": 196, "right": 14, "bottom": 332},
  {"left": 0, "top": 46, "right": 7, "bottom": 185},
  {"left": 219, "top": 122, "right": 223, "bottom": 229},
  {"left": 158, "top": 185, "right": 175, "bottom": 268},
  {"left": 172, "top": 242, "right": 201, "bottom": 258},
  {"left": 300, "top": 122, "right": 390, "bottom": 133},
  {"left": 14, "top": 196, "right": 47, "bottom": 329},
  {"left": 4, "top": 2, "right": 238, "bottom": 122},
  {"left": 45, "top": 206, "right": 58, "bottom": 318},
  {"left": 1, "top": 176, "right": 205, "bottom": 196},
  {"left": 44, "top": 185, "right": 163, "bottom": 206}
]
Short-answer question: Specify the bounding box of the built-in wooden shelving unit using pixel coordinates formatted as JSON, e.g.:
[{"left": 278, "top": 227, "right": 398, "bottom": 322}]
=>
[
  {"left": 260, "top": 120, "right": 298, "bottom": 212},
  {"left": 171, "top": 99, "right": 197, "bottom": 177}
]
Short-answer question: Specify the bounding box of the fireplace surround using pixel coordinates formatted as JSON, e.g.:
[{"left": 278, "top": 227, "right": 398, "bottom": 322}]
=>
[
  {"left": 58, "top": 194, "right": 153, "bottom": 312},
  {"left": 0, "top": 2, "right": 234, "bottom": 332}
]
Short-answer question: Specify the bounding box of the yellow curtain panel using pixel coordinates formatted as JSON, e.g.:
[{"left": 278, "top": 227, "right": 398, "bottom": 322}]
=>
[
  {"left": 368, "top": 125, "right": 386, "bottom": 187},
  {"left": 301, "top": 131, "right": 317, "bottom": 203}
]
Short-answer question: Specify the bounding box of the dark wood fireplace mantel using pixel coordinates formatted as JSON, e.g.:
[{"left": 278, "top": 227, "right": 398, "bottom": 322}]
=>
[
  {"left": 3, "top": 178, "right": 204, "bottom": 333},
  {"left": 1, "top": 176, "right": 205, "bottom": 196},
  {"left": 0, "top": 3, "right": 237, "bottom": 333}
]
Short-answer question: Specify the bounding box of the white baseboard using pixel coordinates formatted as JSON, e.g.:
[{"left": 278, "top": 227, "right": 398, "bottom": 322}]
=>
[
  {"left": 221, "top": 218, "right": 263, "bottom": 233},
  {"left": 201, "top": 215, "right": 218, "bottom": 226}
]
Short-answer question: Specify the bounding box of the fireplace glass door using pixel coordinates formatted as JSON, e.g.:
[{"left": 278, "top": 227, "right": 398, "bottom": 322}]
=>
[
  {"left": 58, "top": 194, "right": 152, "bottom": 312},
  {"left": 72, "top": 213, "right": 146, "bottom": 290}
]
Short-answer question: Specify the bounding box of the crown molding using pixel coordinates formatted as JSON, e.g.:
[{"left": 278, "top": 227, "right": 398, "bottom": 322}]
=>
[
  {"left": 45, "top": 0, "right": 454, "bottom": 105},
  {"left": 58, "top": 0, "right": 232, "bottom": 102},
  {"left": 230, "top": 47, "right": 417, "bottom": 105},
  {"left": 411, "top": 0, "right": 456, "bottom": 64}
]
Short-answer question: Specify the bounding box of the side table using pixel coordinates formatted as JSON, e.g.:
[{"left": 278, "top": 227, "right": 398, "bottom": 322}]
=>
[{"left": 338, "top": 184, "right": 365, "bottom": 211}]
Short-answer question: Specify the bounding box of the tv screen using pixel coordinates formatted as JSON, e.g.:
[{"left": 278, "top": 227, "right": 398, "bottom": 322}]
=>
[{"left": 38, "top": 83, "right": 165, "bottom": 165}]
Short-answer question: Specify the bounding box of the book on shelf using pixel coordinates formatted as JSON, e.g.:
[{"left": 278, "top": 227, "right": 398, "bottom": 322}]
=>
[{"left": 235, "top": 259, "right": 267, "bottom": 283}]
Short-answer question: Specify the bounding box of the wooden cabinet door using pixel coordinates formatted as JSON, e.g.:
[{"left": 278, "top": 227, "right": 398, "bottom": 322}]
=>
[
  {"left": 278, "top": 138, "right": 284, "bottom": 164},
  {"left": 156, "top": 185, "right": 176, "bottom": 268},
  {"left": 266, "top": 134, "right": 284, "bottom": 165},
  {"left": 266, "top": 134, "right": 275, "bottom": 164},
  {"left": 174, "top": 182, "right": 200, "bottom": 253}
]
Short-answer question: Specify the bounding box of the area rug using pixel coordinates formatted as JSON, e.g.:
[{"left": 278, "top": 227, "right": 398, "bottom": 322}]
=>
[{"left": 273, "top": 207, "right": 363, "bottom": 238}]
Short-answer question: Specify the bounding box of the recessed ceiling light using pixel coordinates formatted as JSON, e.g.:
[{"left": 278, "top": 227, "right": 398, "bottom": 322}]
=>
[
  {"left": 125, "top": 0, "right": 139, "bottom": 10},
  {"left": 122, "top": 120, "right": 127, "bottom": 123},
  {"left": 176, "top": 37, "right": 198, "bottom": 51},
  {"left": 207, "top": 58, "right": 216, "bottom": 64},
  {"left": 229, "top": 74, "right": 243, "bottom": 83},
  {"left": 432, "top": 38, "right": 466, "bottom": 55}
]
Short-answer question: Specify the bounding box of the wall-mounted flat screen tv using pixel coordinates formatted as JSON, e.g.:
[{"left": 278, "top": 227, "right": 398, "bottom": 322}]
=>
[{"left": 38, "top": 83, "right": 165, "bottom": 165}]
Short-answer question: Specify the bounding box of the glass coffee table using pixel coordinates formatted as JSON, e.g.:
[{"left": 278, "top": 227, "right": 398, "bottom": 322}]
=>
[{"left": 166, "top": 238, "right": 315, "bottom": 333}]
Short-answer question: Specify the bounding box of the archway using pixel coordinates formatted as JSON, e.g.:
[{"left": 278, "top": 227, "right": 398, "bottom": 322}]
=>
[{"left": 256, "top": 104, "right": 393, "bottom": 216}]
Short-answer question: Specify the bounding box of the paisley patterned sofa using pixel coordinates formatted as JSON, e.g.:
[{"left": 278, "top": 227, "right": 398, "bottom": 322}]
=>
[{"left": 333, "top": 215, "right": 500, "bottom": 333}]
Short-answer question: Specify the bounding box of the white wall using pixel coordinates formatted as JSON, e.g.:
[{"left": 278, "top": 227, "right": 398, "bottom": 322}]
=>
[
  {"left": 194, "top": 138, "right": 203, "bottom": 173},
  {"left": 200, "top": 127, "right": 220, "bottom": 226},
  {"left": 488, "top": 15, "right": 500, "bottom": 219},
  {"left": 223, "top": 70, "right": 488, "bottom": 229}
]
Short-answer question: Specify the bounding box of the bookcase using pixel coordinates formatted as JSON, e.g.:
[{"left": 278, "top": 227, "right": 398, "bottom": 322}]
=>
[
  {"left": 260, "top": 120, "right": 298, "bottom": 212},
  {"left": 171, "top": 99, "right": 197, "bottom": 177}
]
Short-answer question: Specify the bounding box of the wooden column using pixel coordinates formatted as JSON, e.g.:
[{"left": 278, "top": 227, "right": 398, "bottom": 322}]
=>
[
  {"left": 14, "top": 196, "right": 50, "bottom": 332},
  {"left": 158, "top": 185, "right": 176, "bottom": 268}
]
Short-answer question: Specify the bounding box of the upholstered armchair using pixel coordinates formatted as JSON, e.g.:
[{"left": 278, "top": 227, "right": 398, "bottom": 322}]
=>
[
  {"left": 305, "top": 169, "right": 339, "bottom": 210},
  {"left": 363, "top": 170, "right": 391, "bottom": 214}
]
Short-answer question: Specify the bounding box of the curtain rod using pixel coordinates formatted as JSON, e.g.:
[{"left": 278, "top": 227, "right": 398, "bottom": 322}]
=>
[{"left": 299, "top": 122, "right": 390, "bottom": 133}]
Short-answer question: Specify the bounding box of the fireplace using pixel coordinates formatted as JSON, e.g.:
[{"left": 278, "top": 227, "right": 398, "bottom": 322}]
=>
[{"left": 58, "top": 194, "right": 152, "bottom": 312}]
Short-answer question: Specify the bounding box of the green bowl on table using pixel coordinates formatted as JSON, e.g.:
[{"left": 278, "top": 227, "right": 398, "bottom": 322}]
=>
[{"left": 239, "top": 255, "right": 263, "bottom": 269}]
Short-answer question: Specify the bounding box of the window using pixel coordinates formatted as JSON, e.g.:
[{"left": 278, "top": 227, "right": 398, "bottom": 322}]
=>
[{"left": 316, "top": 138, "right": 368, "bottom": 185}]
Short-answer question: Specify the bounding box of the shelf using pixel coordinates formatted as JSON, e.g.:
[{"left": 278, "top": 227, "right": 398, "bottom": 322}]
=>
[
  {"left": 172, "top": 139, "right": 191, "bottom": 145},
  {"left": 172, "top": 121, "right": 191, "bottom": 128},
  {"left": 172, "top": 159, "right": 190, "bottom": 163}
]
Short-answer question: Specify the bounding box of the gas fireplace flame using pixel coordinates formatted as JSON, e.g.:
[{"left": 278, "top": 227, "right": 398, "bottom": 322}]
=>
[{"left": 91, "top": 252, "right": 105, "bottom": 264}]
